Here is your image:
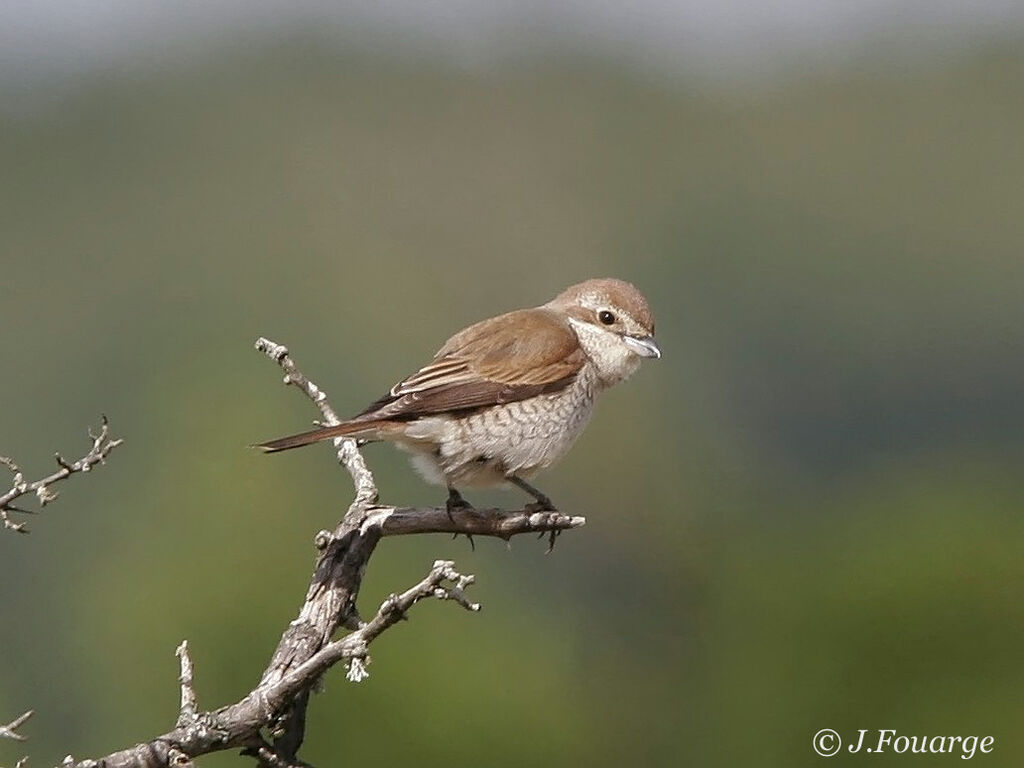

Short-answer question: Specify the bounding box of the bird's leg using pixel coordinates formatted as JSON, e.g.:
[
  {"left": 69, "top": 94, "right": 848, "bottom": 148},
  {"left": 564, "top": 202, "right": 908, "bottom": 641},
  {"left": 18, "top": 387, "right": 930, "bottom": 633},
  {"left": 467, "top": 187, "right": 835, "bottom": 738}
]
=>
[
  {"left": 508, "top": 475, "right": 562, "bottom": 552},
  {"left": 446, "top": 486, "right": 475, "bottom": 550},
  {"left": 508, "top": 475, "right": 557, "bottom": 512},
  {"left": 446, "top": 486, "right": 474, "bottom": 513}
]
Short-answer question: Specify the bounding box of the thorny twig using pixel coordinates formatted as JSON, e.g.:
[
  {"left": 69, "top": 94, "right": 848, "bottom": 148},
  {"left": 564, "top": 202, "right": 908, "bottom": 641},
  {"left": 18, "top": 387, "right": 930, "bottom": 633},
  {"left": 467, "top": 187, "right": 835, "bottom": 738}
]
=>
[
  {"left": 0, "top": 711, "right": 32, "bottom": 742},
  {"left": 25, "top": 339, "right": 584, "bottom": 767},
  {"left": 0, "top": 417, "right": 123, "bottom": 533},
  {"left": 58, "top": 560, "right": 478, "bottom": 768},
  {"left": 254, "top": 338, "right": 376, "bottom": 505},
  {"left": 0, "top": 711, "right": 32, "bottom": 768}
]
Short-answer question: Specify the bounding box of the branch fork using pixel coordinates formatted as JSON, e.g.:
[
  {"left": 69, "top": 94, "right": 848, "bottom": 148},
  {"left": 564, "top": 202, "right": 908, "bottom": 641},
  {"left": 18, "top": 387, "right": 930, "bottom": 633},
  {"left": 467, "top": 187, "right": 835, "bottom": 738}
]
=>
[
  {"left": 0, "top": 711, "right": 32, "bottom": 768},
  {"left": 0, "top": 711, "right": 32, "bottom": 742},
  {"left": 28, "top": 337, "right": 584, "bottom": 767}
]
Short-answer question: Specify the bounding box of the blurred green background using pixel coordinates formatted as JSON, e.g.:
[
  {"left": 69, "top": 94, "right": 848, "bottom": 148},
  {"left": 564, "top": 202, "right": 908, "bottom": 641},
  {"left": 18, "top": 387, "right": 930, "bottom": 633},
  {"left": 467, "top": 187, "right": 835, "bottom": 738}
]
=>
[{"left": 2, "top": 8, "right": 1024, "bottom": 767}]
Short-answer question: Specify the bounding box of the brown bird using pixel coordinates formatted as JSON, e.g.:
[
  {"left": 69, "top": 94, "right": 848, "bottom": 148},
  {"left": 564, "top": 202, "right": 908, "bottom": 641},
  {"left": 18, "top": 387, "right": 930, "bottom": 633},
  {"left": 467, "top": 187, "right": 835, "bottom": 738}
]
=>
[{"left": 258, "top": 278, "right": 659, "bottom": 512}]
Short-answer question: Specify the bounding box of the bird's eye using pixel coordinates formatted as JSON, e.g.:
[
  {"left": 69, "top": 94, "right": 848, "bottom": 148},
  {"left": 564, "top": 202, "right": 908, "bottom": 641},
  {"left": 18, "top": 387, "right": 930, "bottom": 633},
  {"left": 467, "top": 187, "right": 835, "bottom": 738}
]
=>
[{"left": 598, "top": 310, "right": 616, "bottom": 325}]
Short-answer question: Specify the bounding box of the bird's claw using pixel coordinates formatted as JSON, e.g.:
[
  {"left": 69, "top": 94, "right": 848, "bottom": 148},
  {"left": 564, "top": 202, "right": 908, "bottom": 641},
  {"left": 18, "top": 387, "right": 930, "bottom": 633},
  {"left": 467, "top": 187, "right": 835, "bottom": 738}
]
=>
[
  {"left": 536, "top": 527, "right": 561, "bottom": 554},
  {"left": 446, "top": 488, "right": 475, "bottom": 550},
  {"left": 525, "top": 499, "right": 557, "bottom": 514},
  {"left": 522, "top": 493, "right": 559, "bottom": 551}
]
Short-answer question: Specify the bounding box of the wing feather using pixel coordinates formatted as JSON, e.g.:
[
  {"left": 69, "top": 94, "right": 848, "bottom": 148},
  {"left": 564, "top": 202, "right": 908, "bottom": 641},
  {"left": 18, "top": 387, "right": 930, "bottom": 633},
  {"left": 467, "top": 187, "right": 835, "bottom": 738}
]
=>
[{"left": 352, "top": 308, "right": 584, "bottom": 422}]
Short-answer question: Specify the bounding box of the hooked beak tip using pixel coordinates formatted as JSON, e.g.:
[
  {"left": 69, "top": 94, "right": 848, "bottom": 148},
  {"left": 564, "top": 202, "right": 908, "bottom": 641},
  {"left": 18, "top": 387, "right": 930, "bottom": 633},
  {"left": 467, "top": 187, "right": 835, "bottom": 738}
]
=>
[{"left": 623, "top": 335, "right": 661, "bottom": 359}]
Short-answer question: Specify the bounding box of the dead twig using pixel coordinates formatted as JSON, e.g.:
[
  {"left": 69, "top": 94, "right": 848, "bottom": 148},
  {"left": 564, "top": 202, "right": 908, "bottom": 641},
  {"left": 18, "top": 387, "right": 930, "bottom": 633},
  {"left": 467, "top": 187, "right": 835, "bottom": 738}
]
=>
[
  {"left": 53, "top": 338, "right": 584, "bottom": 767},
  {"left": 0, "top": 418, "right": 122, "bottom": 533},
  {"left": 0, "top": 711, "right": 32, "bottom": 742}
]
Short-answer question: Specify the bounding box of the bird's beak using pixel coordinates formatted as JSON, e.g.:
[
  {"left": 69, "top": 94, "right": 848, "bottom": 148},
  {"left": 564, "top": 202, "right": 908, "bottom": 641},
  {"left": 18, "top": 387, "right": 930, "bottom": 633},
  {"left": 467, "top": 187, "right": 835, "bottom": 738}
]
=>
[{"left": 623, "top": 335, "right": 661, "bottom": 359}]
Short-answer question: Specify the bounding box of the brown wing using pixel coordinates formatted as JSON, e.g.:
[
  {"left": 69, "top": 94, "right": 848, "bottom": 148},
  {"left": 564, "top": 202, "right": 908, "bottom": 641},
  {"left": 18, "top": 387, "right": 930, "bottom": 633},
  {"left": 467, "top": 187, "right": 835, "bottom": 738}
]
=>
[{"left": 352, "top": 307, "right": 585, "bottom": 422}]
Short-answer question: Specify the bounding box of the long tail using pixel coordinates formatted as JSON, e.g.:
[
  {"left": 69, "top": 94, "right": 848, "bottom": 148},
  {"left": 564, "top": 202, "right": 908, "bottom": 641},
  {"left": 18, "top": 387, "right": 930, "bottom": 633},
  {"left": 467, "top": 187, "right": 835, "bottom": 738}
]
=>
[{"left": 256, "top": 421, "right": 380, "bottom": 453}]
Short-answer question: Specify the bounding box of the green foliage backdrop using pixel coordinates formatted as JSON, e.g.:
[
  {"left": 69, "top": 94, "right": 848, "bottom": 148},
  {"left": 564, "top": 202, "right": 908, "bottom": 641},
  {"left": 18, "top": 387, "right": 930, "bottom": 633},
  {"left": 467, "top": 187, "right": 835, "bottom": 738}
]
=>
[{"left": 2, "top": 38, "right": 1023, "bottom": 767}]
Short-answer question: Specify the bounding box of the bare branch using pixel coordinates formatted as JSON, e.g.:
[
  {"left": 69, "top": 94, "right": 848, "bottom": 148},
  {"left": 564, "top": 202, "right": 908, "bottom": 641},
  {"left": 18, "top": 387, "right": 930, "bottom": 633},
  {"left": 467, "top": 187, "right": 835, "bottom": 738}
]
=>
[
  {"left": 246, "top": 560, "right": 479, "bottom": 708},
  {"left": 55, "top": 339, "right": 583, "bottom": 767},
  {"left": 65, "top": 560, "right": 477, "bottom": 768},
  {"left": 240, "top": 737, "right": 313, "bottom": 768},
  {"left": 0, "top": 711, "right": 32, "bottom": 741},
  {"left": 0, "top": 710, "right": 31, "bottom": 768},
  {"left": 374, "top": 504, "right": 586, "bottom": 540},
  {"left": 175, "top": 642, "right": 198, "bottom": 728},
  {"left": 254, "top": 337, "right": 377, "bottom": 505},
  {"left": 0, "top": 418, "right": 123, "bottom": 533}
]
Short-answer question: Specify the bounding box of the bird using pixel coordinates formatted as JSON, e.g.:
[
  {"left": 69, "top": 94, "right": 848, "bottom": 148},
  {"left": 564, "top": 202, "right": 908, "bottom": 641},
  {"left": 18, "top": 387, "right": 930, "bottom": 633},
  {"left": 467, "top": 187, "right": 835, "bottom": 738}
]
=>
[{"left": 257, "top": 278, "right": 659, "bottom": 513}]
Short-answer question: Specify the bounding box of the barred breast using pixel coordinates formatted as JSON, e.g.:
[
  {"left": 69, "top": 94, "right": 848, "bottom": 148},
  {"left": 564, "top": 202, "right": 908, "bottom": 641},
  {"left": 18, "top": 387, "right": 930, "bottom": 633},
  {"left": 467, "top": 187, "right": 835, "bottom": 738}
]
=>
[{"left": 400, "top": 365, "right": 600, "bottom": 488}]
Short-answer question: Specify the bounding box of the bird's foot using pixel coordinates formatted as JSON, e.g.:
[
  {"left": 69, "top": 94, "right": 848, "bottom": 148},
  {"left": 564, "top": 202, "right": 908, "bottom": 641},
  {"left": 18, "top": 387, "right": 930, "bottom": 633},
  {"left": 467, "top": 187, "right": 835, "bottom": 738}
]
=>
[
  {"left": 525, "top": 497, "right": 557, "bottom": 514},
  {"left": 446, "top": 488, "right": 475, "bottom": 551},
  {"left": 508, "top": 476, "right": 561, "bottom": 551},
  {"left": 509, "top": 475, "right": 556, "bottom": 513},
  {"left": 446, "top": 487, "right": 474, "bottom": 515}
]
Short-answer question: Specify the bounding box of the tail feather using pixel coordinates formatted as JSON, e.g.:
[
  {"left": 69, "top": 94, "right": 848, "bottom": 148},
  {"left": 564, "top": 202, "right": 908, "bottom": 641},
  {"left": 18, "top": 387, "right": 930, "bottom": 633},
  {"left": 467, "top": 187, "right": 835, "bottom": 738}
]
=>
[{"left": 256, "top": 420, "right": 380, "bottom": 453}]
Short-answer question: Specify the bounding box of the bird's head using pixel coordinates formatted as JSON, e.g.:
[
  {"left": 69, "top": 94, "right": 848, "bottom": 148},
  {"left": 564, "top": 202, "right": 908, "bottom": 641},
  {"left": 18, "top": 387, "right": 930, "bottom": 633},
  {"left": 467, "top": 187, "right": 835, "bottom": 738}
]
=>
[{"left": 547, "top": 278, "right": 660, "bottom": 386}]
